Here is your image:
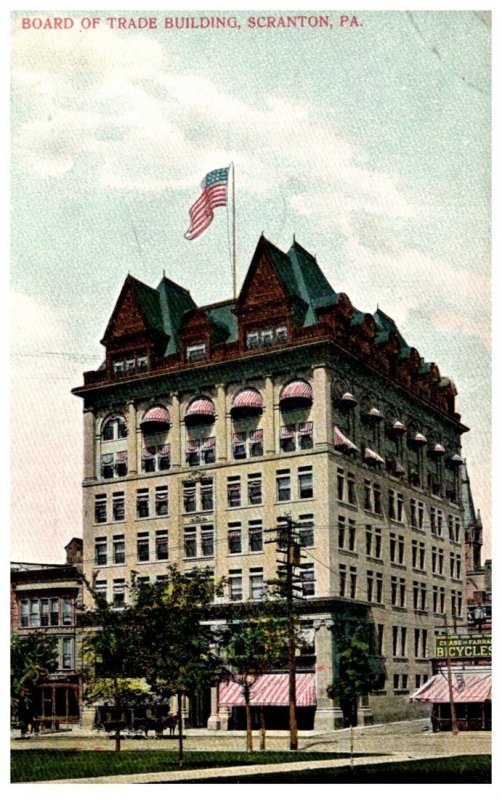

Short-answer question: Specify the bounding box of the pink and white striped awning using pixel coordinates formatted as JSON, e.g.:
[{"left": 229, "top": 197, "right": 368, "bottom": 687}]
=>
[
  {"left": 185, "top": 398, "right": 215, "bottom": 419},
  {"left": 280, "top": 380, "right": 313, "bottom": 404},
  {"left": 231, "top": 389, "right": 263, "bottom": 413},
  {"left": 219, "top": 673, "right": 316, "bottom": 707},
  {"left": 364, "top": 446, "right": 384, "bottom": 464},
  {"left": 141, "top": 405, "right": 170, "bottom": 428},
  {"left": 410, "top": 670, "right": 491, "bottom": 704},
  {"left": 333, "top": 426, "right": 357, "bottom": 451}
]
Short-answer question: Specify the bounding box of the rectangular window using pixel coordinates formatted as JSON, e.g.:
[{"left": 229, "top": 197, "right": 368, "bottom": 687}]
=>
[
  {"left": 62, "top": 598, "right": 72, "bottom": 626},
  {"left": 183, "top": 481, "right": 196, "bottom": 513},
  {"left": 61, "top": 637, "right": 74, "bottom": 670},
  {"left": 389, "top": 490, "right": 404, "bottom": 522},
  {"left": 156, "top": 530, "right": 168, "bottom": 561},
  {"left": 337, "top": 468, "right": 345, "bottom": 501},
  {"left": 298, "top": 466, "right": 313, "bottom": 499},
  {"left": 374, "top": 529, "right": 382, "bottom": 559},
  {"left": 367, "top": 570, "right": 374, "bottom": 602},
  {"left": 227, "top": 476, "right": 241, "bottom": 508},
  {"left": 39, "top": 598, "right": 49, "bottom": 627},
  {"left": 276, "top": 470, "right": 291, "bottom": 502},
  {"left": 340, "top": 565, "right": 347, "bottom": 598},
  {"left": 299, "top": 514, "right": 314, "bottom": 548},
  {"left": 137, "top": 532, "right": 150, "bottom": 563},
  {"left": 95, "top": 537, "right": 107, "bottom": 566},
  {"left": 184, "top": 528, "right": 197, "bottom": 559},
  {"left": 365, "top": 525, "right": 371, "bottom": 556},
  {"left": 94, "top": 494, "right": 107, "bottom": 523},
  {"left": 137, "top": 488, "right": 149, "bottom": 518},
  {"left": 186, "top": 343, "right": 206, "bottom": 363},
  {"left": 113, "top": 534, "right": 125, "bottom": 564},
  {"left": 229, "top": 571, "right": 243, "bottom": 601},
  {"left": 414, "top": 629, "right": 428, "bottom": 659},
  {"left": 301, "top": 564, "right": 315, "bottom": 597},
  {"left": 410, "top": 498, "right": 417, "bottom": 528},
  {"left": 392, "top": 626, "right": 407, "bottom": 657},
  {"left": 201, "top": 524, "right": 215, "bottom": 557},
  {"left": 112, "top": 492, "right": 125, "bottom": 522},
  {"left": 113, "top": 579, "right": 126, "bottom": 609},
  {"left": 94, "top": 580, "right": 107, "bottom": 603},
  {"left": 228, "top": 522, "right": 242, "bottom": 554},
  {"left": 249, "top": 520, "right": 263, "bottom": 553},
  {"left": 155, "top": 486, "right": 168, "bottom": 516},
  {"left": 347, "top": 473, "right": 357, "bottom": 505},
  {"left": 349, "top": 566, "right": 357, "bottom": 599},
  {"left": 29, "top": 599, "right": 40, "bottom": 627},
  {"left": 20, "top": 599, "right": 29, "bottom": 627},
  {"left": 248, "top": 474, "right": 262, "bottom": 505},
  {"left": 249, "top": 568, "right": 264, "bottom": 600},
  {"left": 200, "top": 478, "right": 214, "bottom": 511},
  {"left": 390, "top": 533, "right": 404, "bottom": 565},
  {"left": 375, "top": 572, "right": 383, "bottom": 604},
  {"left": 50, "top": 598, "right": 59, "bottom": 626}
]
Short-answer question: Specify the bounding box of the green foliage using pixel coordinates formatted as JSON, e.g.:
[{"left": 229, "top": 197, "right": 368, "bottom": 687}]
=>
[
  {"left": 130, "top": 566, "right": 225, "bottom": 699},
  {"left": 11, "top": 632, "right": 58, "bottom": 699},
  {"left": 327, "top": 628, "right": 382, "bottom": 703}
]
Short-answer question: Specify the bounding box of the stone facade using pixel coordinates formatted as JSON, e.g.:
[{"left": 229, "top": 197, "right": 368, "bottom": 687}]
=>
[{"left": 73, "top": 236, "right": 470, "bottom": 728}]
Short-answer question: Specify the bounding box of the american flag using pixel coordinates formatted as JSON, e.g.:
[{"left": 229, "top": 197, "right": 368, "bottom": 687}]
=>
[{"left": 184, "top": 167, "right": 229, "bottom": 240}]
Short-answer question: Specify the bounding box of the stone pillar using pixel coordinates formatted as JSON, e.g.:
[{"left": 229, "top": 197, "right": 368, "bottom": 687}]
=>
[
  {"left": 127, "top": 401, "right": 138, "bottom": 475},
  {"left": 83, "top": 409, "right": 96, "bottom": 480},
  {"left": 263, "top": 376, "right": 276, "bottom": 455},
  {"left": 215, "top": 384, "right": 228, "bottom": 462},
  {"left": 314, "top": 618, "right": 343, "bottom": 730},
  {"left": 170, "top": 394, "right": 182, "bottom": 469},
  {"left": 207, "top": 685, "right": 221, "bottom": 730},
  {"left": 312, "top": 365, "right": 332, "bottom": 448}
]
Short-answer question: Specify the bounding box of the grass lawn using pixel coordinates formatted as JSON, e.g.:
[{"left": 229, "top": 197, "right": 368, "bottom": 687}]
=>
[
  {"left": 168, "top": 755, "right": 491, "bottom": 784},
  {"left": 11, "top": 749, "right": 365, "bottom": 783}
]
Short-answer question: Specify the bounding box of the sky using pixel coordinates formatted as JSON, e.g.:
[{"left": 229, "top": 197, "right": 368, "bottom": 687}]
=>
[{"left": 9, "top": 5, "right": 491, "bottom": 563}]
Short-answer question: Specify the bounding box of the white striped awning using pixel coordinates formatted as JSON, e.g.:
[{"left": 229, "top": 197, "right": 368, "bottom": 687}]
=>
[
  {"left": 392, "top": 420, "right": 407, "bottom": 434},
  {"left": 185, "top": 398, "right": 215, "bottom": 419},
  {"left": 249, "top": 428, "right": 263, "bottom": 443},
  {"left": 141, "top": 405, "right": 170, "bottom": 428},
  {"left": 232, "top": 431, "right": 247, "bottom": 444},
  {"left": 333, "top": 426, "right": 357, "bottom": 451},
  {"left": 280, "top": 380, "right": 313, "bottom": 404},
  {"left": 280, "top": 424, "right": 296, "bottom": 438},
  {"left": 115, "top": 451, "right": 128, "bottom": 462},
  {"left": 202, "top": 437, "right": 216, "bottom": 450},
  {"left": 410, "top": 670, "right": 491, "bottom": 704},
  {"left": 449, "top": 454, "right": 463, "bottom": 464},
  {"left": 219, "top": 673, "right": 316, "bottom": 707},
  {"left": 364, "top": 446, "right": 384, "bottom": 464},
  {"left": 158, "top": 443, "right": 171, "bottom": 456},
  {"left": 186, "top": 438, "right": 201, "bottom": 452},
  {"left": 298, "top": 421, "right": 313, "bottom": 434},
  {"left": 231, "top": 389, "right": 263, "bottom": 413},
  {"left": 433, "top": 443, "right": 446, "bottom": 455},
  {"left": 340, "top": 392, "right": 357, "bottom": 405},
  {"left": 368, "top": 407, "right": 383, "bottom": 419},
  {"left": 413, "top": 433, "right": 428, "bottom": 445}
]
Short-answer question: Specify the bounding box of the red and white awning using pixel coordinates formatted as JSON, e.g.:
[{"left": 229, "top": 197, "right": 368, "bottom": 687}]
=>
[
  {"left": 280, "top": 380, "right": 313, "bottom": 404},
  {"left": 413, "top": 433, "right": 428, "bottom": 445},
  {"left": 364, "top": 446, "right": 384, "bottom": 464},
  {"left": 185, "top": 398, "right": 216, "bottom": 420},
  {"left": 141, "top": 405, "right": 171, "bottom": 428},
  {"left": 392, "top": 420, "right": 407, "bottom": 434},
  {"left": 340, "top": 391, "right": 357, "bottom": 405},
  {"left": 410, "top": 670, "right": 491, "bottom": 704},
  {"left": 433, "top": 443, "right": 446, "bottom": 455},
  {"left": 219, "top": 673, "right": 316, "bottom": 707},
  {"left": 334, "top": 426, "right": 357, "bottom": 451},
  {"left": 231, "top": 389, "right": 263, "bottom": 413},
  {"left": 368, "top": 407, "right": 383, "bottom": 419}
]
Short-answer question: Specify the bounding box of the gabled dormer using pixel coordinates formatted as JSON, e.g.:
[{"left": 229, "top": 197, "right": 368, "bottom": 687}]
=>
[
  {"left": 101, "top": 274, "right": 169, "bottom": 379},
  {"left": 235, "top": 236, "right": 307, "bottom": 351}
]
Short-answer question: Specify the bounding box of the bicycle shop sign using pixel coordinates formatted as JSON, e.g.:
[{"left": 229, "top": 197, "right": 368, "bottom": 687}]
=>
[{"left": 435, "top": 633, "right": 492, "bottom": 659}]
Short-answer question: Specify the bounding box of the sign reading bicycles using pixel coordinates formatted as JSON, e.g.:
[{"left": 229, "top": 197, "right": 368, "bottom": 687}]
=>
[{"left": 435, "top": 633, "right": 492, "bottom": 659}]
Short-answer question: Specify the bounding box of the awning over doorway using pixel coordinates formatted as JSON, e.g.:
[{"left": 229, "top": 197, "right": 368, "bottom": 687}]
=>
[
  {"left": 219, "top": 673, "right": 316, "bottom": 707},
  {"left": 410, "top": 669, "right": 491, "bottom": 704}
]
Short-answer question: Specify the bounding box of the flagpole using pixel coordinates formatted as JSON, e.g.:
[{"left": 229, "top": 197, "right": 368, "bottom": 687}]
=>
[{"left": 231, "top": 162, "right": 237, "bottom": 299}]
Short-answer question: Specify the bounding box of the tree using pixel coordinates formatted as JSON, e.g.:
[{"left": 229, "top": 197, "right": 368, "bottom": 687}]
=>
[
  {"left": 11, "top": 631, "right": 58, "bottom": 733},
  {"left": 222, "top": 601, "right": 290, "bottom": 753},
  {"left": 327, "top": 628, "right": 383, "bottom": 727},
  {"left": 131, "top": 566, "right": 225, "bottom": 767},
  {"left": 81, "top": 585, "right": 149, "bottom": 753}
]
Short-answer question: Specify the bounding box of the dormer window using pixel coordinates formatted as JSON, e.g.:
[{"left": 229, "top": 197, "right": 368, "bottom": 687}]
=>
[
  {"left": 186, "top": 344, "right": 206, "bottom": 363},
  {"left": 113, "top": 360, "right": 124, "bottom": 375}
]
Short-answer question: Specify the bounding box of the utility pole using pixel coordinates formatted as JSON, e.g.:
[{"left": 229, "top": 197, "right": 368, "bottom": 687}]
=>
[
  {"left": 266, "top": 514, "right": 304, "bottom": 751},
  {"left": 443, "top": 614, "right": 459, "bottom": 736}
]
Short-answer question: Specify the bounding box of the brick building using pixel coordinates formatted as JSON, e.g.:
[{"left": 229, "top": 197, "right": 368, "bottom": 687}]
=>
[
  {"left": 72, "top": 235, "right": 470, "bottom": 728},
  {"left": 11, "top": 539, "right": 84, "bottom": 730}
]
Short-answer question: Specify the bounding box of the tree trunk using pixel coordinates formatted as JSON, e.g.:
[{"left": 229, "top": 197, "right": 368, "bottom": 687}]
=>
[
  {"left": 244, "top": 688, "right": 253, "bottom": 753},
  {"left": 114, "top": 724, "right": 121, "bottom": 753},
  {"left": 177, "top": 691, "right": 184, "bottom": 768},
  {"left": 259, "top": 706, "right": 266, "bottom": 751}
]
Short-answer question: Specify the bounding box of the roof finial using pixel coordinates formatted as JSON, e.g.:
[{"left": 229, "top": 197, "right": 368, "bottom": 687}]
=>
[
  {"left": 163, "top": 269, "right": 166, "bottom": 278},
  {"left": 293, "top": 233, "right": 296, "bottom": 244}
]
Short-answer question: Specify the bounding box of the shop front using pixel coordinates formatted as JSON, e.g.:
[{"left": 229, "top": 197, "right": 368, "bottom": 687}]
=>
[{"left": 218, "top": 672, "right": 316, "bottom": 730}]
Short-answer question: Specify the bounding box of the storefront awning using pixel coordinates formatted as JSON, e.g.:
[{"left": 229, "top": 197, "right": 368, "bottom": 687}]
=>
[
  {"left": 410, "top": 670, "right": 491, "bottom": 704},
  {"left": 219, "top": 673, "right": 316, "bottom": 707}
]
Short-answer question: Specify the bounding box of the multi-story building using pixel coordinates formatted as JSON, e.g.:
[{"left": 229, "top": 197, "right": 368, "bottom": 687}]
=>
[
  {"left": 11, "top": 539, "right": 84, "bottom": 730},
  {"left": 73, "top": 235, "right": 469, "bottom": 728}
]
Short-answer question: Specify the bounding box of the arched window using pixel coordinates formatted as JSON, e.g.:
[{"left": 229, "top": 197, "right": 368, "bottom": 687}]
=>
[{"left": 102, "top": 414, "right": 127, "bottom": 441}]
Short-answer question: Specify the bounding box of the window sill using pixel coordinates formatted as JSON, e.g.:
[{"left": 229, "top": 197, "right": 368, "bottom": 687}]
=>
[
  {"left": 392, "top": 657, "right": 409, "bottom": 663},
  {"left": 390, "top": 562, "right": 406, "bottom": 570},
  {"left": 183, "top": 556, "right": 215, "bottom": 562},
  {"left": 366, "top": 556, "right": 384, "bottom": 565},
  {"left": 411, "top": 568, "right": 427, "bottom": 575},
  {"left": 338, "top": 548, "right": 358, "bottom": 557},
  {"left": 393, "top": 690, "right": 410, "bottom": 696}
]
